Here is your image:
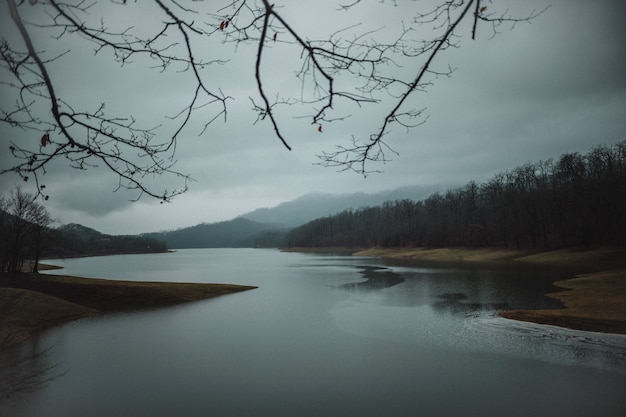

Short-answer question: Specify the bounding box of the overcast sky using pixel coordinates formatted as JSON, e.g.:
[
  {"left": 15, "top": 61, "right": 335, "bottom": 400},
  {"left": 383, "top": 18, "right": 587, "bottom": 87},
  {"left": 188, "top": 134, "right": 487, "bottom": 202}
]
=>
[{"left": 1, "top": 0, "right": 625, "bottom": 235}]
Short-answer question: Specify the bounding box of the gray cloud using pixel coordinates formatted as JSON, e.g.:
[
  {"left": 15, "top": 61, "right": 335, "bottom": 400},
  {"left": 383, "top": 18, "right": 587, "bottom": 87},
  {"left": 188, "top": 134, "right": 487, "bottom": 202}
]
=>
[{"left": 1, "top": 0, "right": 625, "bottom": 234}]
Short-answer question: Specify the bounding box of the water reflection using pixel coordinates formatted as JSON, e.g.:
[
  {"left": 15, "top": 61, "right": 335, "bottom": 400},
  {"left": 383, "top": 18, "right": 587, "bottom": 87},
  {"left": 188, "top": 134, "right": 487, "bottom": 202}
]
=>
[
  {"left": 335, "top": 259, "right": 568, "bottom": 316},
  {"left": 469, "top": 313, "right": 626, "bottom": 372},
  {"left": 5, "top": 250, "right": 626, "bottom": 417},
  {"left": 340, "top": 266, "right": 404, "bottom": 290},
  {"left": 432, "top": 292, "right": 509, "bottom": 314},
  {"left": 0, "top": 337, "right": 60, "bottom": 414}
]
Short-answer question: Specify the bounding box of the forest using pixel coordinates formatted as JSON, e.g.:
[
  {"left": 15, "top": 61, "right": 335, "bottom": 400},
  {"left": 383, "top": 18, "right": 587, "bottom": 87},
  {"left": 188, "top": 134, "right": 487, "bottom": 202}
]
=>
[
  {"left": 51, "top": 224, "right": 167, "bottom": 258},
  {"left": 1, "top": 199, "right": 166, "bottom": 274},
  {"left": 284, "top": 142, "right": 626, "bottom": 250},
  {"left": 145, "top": 218, "right": 275, "bottom": 249}
]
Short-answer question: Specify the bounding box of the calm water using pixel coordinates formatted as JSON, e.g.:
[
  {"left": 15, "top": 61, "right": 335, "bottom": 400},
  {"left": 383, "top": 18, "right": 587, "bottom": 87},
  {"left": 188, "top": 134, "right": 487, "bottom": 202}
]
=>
[{"left": 2, "top": 249, "right": 625, "bottom": 417}]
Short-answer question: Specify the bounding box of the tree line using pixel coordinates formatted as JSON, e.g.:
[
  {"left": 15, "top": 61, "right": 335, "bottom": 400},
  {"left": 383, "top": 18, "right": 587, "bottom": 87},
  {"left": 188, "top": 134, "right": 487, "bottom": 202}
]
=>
[
  {"left": 0, "top": 187, "right": 51, "bottom": 273},
  {"left": 54, "top": 224, "right": 167, "bottom": 258},
  {"left": 284, "top": 142, "right": 626, "bottom": 250},
  {"left": 1, "top": 187, "right": 166, "bottom": 275}
]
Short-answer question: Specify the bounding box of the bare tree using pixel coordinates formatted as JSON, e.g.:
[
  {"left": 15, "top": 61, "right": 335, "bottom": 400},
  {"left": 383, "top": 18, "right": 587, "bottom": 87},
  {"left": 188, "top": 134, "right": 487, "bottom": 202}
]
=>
[
  {"left": 0, "top": 308, "right": 59, "bottom": 409},
  {"left": 1, "top": 186, "right": 51, "bottom": 274},
  {"left": 0, "top": 196, "right": 8, "bottom": 274},
  {"left": 25, "top": 198, "right": 51, "bottom": 273},
  {"left": 0, "top": 0, "right": 546, "bottom": 201}
]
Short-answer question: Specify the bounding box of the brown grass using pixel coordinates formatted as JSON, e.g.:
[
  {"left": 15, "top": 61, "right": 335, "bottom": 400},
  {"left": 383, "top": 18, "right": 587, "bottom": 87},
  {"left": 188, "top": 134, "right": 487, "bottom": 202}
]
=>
[
  {"left": 353, "top": 247, "right": 533, "bottom": 262},
  {"left": 0, "top": 287, "right": 98, "bottom": 347},
  {"left": 353, "top": 246, "right": 626, "bottom": 266},
  {"left": 0, "top": 272, "right": 256, "bottom": 348}
]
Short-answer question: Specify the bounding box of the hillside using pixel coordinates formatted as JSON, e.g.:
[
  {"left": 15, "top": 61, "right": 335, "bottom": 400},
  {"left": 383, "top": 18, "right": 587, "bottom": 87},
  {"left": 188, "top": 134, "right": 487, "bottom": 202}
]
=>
[
  {"left": 138, "top": 185, "right": 448, "bottom": 249},
  {"left": 285, "top": 142, "right": 626, "bottom": 250},
  {"left": 3, "top": 186, "right": 449, "bottom": 256},
  {"left": 241, "top": 185, "right": 447, "bottom": 227},
  {"left": 144, "top": 217, "right": 280, "bottom": 249},
  {"left": 50, "top": 223, "right": 167, "bottom": 257}
]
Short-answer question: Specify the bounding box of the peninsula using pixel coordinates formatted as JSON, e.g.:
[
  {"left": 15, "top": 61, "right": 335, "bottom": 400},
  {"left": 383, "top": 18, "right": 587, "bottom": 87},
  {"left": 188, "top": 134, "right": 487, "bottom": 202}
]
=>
[{"left": 0, "top": 267, "right": 256, "bottom": 348}]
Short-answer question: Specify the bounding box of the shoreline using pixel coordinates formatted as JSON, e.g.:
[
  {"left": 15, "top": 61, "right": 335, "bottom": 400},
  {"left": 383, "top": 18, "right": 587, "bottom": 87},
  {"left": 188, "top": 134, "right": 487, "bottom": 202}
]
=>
[
  {"left": 350, "top": 247, "right": 626, "bottom": 335},
  {"left": 3, "top": 246, "right": 625, "bottom": 348},
  {"left": 287, "top": 246, "right": 626, "bottom": 335},
  {"left": 0, "top": 270, "right": 256, "bottom": 349},
  {"left": 351, "top": 246, "right": 626, "bottom": 266},
  {"left": 499, "top": 269, "right": 626, "bottom": 334}
]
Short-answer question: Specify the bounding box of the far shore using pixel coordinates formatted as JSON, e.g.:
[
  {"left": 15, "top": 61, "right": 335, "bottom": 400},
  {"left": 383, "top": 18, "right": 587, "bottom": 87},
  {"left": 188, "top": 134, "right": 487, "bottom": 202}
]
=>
[
  {"left": 287, "top": 246, "right": 626, "bottom": 335},
  {"left": 0, "top": 269, "right": 256, "bottom": 349}
]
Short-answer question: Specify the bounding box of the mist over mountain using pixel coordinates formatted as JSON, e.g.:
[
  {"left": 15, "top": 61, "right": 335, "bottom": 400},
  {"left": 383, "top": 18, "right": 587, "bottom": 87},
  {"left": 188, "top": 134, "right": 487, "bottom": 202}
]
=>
[
  {"left": 49, "top": 185, "right": 451, "bottom": 251},
  {"left": 137, "top": 185, "right": 449, "bottom": 249},
  {"left": 285, "top": 142, "right": 626, "bottom": 250},
  {"left": 143, "top": 217, "right": 278, "bottom": 249},
  {"left": 50, "top": 223, "right": 167, "bottom": 257},
  {"left": 241, "top": 185, "right": 448, "bottom": 228}
]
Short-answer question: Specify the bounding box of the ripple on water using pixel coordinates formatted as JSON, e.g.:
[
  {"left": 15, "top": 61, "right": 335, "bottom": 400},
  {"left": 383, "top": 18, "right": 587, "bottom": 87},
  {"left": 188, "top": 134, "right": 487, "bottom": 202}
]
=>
[{"left": 460, "top": 312, "right": 626, "bottom": 373}]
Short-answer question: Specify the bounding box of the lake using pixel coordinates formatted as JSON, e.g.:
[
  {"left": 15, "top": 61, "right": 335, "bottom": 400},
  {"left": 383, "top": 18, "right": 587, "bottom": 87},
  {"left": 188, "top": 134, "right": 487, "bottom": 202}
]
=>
[{"left": 2, "top": 248, "right": 625, "bottom": 417}]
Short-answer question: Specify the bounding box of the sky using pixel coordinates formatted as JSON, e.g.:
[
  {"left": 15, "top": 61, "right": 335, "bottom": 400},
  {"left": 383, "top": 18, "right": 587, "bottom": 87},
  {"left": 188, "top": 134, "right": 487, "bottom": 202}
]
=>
[{"left": 1, "top": 0, "right": 625, "bottom": 235}]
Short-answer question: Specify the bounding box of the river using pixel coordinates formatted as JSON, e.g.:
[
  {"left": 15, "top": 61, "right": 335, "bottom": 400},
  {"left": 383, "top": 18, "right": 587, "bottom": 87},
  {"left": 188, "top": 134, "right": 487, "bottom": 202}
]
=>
[{"left": 2, "top": 248, "right": 625, "bottom": 416}]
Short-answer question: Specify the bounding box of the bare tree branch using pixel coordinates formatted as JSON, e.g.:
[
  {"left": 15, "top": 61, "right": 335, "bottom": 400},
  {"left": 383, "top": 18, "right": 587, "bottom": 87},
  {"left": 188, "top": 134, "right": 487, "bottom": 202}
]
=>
[
  {"left": 316, "top": 0, "right": 545, "bottom": 172},
  {"left": 254, "top": 0, "right": 291, "bottom": 150},
  {"left": 1, "top": 0, "right": 547, "bottom": 199}
]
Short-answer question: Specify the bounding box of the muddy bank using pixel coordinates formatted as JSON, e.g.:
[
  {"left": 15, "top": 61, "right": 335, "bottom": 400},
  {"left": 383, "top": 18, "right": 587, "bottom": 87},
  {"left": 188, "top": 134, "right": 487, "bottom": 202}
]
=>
[{"left": 0, "top": 272, "right": 256, "bottom": 348}]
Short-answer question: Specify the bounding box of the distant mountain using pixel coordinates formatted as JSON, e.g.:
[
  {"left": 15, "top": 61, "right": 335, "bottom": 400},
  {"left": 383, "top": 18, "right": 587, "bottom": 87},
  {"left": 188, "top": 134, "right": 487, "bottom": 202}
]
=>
[
  {"left": 51, "top": 223, "right": 167, "bottom": 257},
  {"left": 144, "top": 217, "right": 280, "bottom": 249},
  {"left": 139, "top": 184, "right": 451, "bottom": 249},
  {"left": 56, "top": 223, "right": 104, "bottom": 240},
  {"left": 241, "top": 185, "right": 448, "bottom": 228}
]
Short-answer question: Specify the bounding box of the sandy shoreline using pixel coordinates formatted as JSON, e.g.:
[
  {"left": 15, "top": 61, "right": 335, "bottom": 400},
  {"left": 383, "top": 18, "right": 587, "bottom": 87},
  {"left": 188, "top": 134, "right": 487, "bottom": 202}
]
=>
[
  {"left": 352, "top": 246, "right": 626, "bottom": 266},
  {"left": 500, "top": 269, "right": 626, "bottom": 334},
  {"left": 349, "top": 247, "right": 626, "bottom": 334}
]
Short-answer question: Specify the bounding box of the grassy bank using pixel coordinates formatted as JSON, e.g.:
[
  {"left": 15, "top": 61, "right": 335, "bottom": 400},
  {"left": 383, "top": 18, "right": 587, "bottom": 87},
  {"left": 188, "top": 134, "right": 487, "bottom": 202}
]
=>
[
  {"left": 351, "top": 247, "right": 626, "bottom": 334},
  {"left": 1, "top": 272, "right": 256, "bottom": 348}
]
